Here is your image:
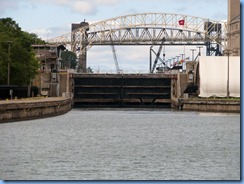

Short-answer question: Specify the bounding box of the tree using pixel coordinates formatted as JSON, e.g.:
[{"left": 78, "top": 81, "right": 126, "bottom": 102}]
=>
[
  {"left": 0, "top": 17, "right": 44, "bottom": 86},
  {"left": 87, "top": 66, "right": 94, "bottom": 73},
  {"left": 60, "top": 50, "right": 77, "bottom": 70}
]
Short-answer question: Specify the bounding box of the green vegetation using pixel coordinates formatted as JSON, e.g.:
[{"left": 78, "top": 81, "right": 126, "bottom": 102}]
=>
[
  {"left": 60, "top": 50, "right": 77, "bottom": 70},
  {"left": 87, "top": 66, "right": 94, "bottom": 73},
  {"left": 60, "top": 49, "right": 94, "bottom": 73},
  {"left": 0, "top": 17, "right": 45, "bottom": 86}
]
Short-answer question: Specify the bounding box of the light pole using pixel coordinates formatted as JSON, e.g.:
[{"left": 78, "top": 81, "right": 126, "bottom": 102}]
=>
[
  {"left": 225, "top": 50, "right": 231, "bottom": 98},
  {"left": 227, "top": 53, "right": 230, "bottom": 98},
  {"left": 172, "top": 57, "right": 176, "bottom": 66},
  {"left": 180, "top": 54, "right": 185, "bottom": 61},
  {"left": 168, "top": 59, "right": 172, "bottom": 68},
  {"left": 197, "top": 46, "right": 203, "bottom": 57},
  {"left": 150, "top": 46, "right": 153, "bottom": 73},
  {"left": 190, "top": 49, "right": 196, "bottom": 61},
  {"left": 176, "top": 56, "right": 180, "bottom": 63}
]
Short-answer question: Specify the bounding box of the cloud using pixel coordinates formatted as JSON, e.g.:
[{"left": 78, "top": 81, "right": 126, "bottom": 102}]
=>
[
  {"left": 0, "top": 0, "right": 18, "bottom": 15},
  {"left": 37, "top": 0, "right": 118, "bottom": 15},
  {"left": 176, "top": 6, "right": 188, "bottom": 13},
  {"left": 29, "top": 23, "right": 71, "bottom": 41},
  {"left": 0, "top": 0, "right": 119, "bottom": 16},
  {"left": 72, "top": 1, "right": 97, "bottom": 15},
  {"left": 95, "top": 0, "right": 118, "bottom": 5}
]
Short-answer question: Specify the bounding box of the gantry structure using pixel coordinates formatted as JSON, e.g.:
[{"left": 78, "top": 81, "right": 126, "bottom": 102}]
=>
[{"left": 47, "top": 13, "right": 228, "bottom": 71}]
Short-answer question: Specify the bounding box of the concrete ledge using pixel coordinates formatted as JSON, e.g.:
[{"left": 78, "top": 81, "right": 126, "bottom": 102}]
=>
[
  {"left": 0, "top": 97, "right": 72, "bottom": 123},
  {"left": 178, "top": 99, "right": 240, "bottom": 113}
]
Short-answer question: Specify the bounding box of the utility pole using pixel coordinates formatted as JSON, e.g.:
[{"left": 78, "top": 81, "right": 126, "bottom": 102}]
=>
[{"left": 6, "top": 41, "right": 13, "bottom": 85}]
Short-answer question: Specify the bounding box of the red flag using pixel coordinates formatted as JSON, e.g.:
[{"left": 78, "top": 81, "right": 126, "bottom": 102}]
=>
[{"left": 178, "top": 19, "right": 185, "bottom": 26}]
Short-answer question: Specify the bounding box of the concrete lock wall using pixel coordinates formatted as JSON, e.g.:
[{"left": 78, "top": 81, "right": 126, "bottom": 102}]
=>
[
  {"left": 179, "top": 99, "right": 240, "bottom": 113},
  {"left": 0, "top": 97, "right": 71, "bottom": 123}
]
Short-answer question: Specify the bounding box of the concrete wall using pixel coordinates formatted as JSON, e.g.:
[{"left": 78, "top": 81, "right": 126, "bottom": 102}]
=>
[
  {"left": 0, "top": 97, "right": 71, "bottom": 123},
  {"left": 177, "top": 73, "right": 188, "bottom": 98},
  {"left": 179, "top": 99, "right": 240, "bottom": 113},
  {"left": 32, "top": 71, "right": 73, "bottom": 98}
]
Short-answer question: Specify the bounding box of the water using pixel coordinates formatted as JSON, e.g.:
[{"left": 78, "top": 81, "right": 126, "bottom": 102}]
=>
[{"left": 0, "top": 109, "right": 240, "bottom": 180}]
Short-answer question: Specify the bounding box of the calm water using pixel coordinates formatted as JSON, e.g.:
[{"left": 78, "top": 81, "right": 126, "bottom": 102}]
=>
[{"left": 0, "top": 109, "right": 240, "bottom": 180}]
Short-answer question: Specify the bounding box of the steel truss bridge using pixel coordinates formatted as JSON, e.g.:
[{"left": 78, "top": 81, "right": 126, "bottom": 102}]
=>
[{"left": 47, "top": 13, "right": 228, "bottom": 56}]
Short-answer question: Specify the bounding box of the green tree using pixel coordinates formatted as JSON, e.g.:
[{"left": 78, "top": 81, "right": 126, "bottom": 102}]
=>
[
  {"left": 60, "top": 50, "right": 77, "bottom": 70},
  {"left": 87, "top": 66, "right": 94, "bottom": 73},
  {"left": 0, "top": 17, "right": 43, "bottom": 86}
]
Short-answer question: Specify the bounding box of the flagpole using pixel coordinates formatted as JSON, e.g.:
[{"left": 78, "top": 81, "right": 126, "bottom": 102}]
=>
[
  {"left": 184, "top": 44, "right": 185, "bottom": 60},
  {"left": 184, "top": 17, "right": 186, "bottom": 61},
  {"left": 179, "top": 18, "right": 186, "bottom": 61}
]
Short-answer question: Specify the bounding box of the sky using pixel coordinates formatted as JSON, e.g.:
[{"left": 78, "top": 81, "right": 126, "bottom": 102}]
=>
[{"left": 0, "top": 0, "right": 230, "bottom": 73}]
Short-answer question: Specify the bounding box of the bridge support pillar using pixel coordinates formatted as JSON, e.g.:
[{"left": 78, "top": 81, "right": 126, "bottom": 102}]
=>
[
  {"left": 71, "top": 21, "right": 89, "bottom": 73},
  {"left": 78, "top": 49, "right": 87, "bottom": 73}
]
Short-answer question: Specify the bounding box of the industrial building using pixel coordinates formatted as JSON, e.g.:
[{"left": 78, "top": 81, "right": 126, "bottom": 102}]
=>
[{"left": 226, "top": 0, "right": 240, "bottom": 56}]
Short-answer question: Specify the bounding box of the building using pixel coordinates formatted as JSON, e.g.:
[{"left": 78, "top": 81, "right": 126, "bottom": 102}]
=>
[
  {"left": 32, "top": 44, "right": 61, "bottom": 97},
  {"left": 227, "top": 0, "right": 240, "bottom": 56}
]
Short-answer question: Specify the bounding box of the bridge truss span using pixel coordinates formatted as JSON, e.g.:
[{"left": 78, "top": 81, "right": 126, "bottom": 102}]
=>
[
  {"left": 47, "top": 12, "right": 228, "bottom": 55},
  {"left": 86, "top": 27, "right": 207, "bottom": 45}
]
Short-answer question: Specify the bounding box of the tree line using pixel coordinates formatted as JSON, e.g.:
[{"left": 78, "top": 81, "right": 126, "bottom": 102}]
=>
[
  {"left": 0, "top": 17, "right": 45, "bottom": 86},
  {"left": 0, "top": 17, "right": 87, "bottom": 87}
]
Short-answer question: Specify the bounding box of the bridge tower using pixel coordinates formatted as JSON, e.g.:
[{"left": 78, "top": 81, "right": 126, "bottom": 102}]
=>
[
  {"left": 71, "top": 21, "right": 89, "bottom": 73},
  {"left": 226, "top": 0, "right": 240, "bottom": 56},
  {"left": 204, "top": 21, "right": 222, "bottom": 56}
]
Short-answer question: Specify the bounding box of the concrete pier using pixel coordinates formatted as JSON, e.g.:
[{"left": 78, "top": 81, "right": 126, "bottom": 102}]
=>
[
  {"left": 0, "top": 97, "right": 71, "bottom": 123},
  {"left": 175, "top": 98, "right": 240, "bottom": 113}
]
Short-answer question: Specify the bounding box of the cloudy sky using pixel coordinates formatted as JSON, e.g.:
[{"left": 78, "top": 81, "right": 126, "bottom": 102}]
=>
[{"left": 0, "top": 0, "right": 230, "bottom": 73}]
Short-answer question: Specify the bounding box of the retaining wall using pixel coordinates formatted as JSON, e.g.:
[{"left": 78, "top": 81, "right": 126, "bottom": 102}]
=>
[
  {"left": 178, "top": 99, "right": 240, "bottom": 113},
  {"left": 0, "top": 97, "right": 71, "bottom": 123}
]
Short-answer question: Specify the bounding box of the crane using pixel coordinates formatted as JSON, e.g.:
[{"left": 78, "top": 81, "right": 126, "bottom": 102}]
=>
[
  {"left": 150, "top": 38, "right": 166, "bottom": 73},
  {"left": 150, "top": 49, "right": 170, "bottom": 70},
  {"left": 110, "top": 36, "right": 122, "bottom": 74}
]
